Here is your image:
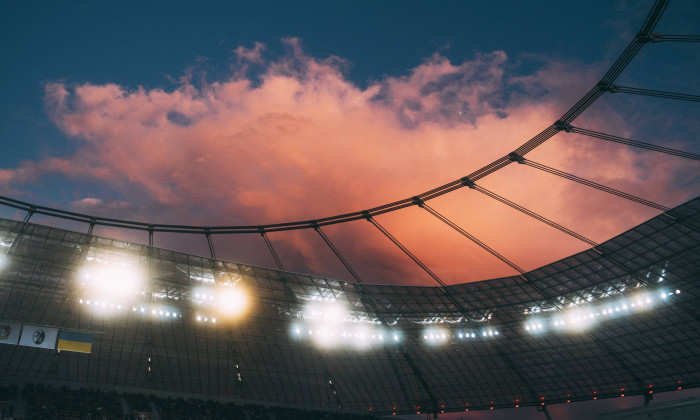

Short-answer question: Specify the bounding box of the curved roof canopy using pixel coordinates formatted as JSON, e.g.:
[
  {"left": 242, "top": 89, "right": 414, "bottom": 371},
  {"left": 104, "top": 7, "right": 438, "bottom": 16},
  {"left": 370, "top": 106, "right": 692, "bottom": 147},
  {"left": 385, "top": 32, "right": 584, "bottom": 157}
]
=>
[{"left": 0, "top": 197, "right": 698, "bottom": 415}]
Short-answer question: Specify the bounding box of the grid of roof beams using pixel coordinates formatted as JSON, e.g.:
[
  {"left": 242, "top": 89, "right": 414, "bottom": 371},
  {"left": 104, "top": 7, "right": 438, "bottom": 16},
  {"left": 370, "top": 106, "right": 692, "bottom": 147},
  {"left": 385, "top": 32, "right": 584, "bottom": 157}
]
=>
[{"left": 1, "top": 197, "right": 698, "bottom": 415}]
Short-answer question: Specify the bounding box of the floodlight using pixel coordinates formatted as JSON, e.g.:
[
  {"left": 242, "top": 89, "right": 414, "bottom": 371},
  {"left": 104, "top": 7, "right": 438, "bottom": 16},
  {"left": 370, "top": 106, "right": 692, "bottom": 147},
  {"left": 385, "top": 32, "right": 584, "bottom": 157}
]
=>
[
  {"left": 216, "top": 286, "right": 249, "bottom": 318},
  {"left": 193, "top": 288, "right": 218, "bottom": 305},
  {"left": 79, "top": 261, "right": 145, "bottom": 301},
  {"left": 423, "top": 327, "right": 449, "bottom": 345},
  {"left": 303, "top": 301, "right": 346, "bottom": 323}
]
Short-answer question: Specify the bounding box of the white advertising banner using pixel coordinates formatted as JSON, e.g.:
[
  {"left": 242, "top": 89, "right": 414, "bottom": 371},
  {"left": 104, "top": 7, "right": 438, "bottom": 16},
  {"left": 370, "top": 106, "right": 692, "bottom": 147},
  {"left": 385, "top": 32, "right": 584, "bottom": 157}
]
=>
[
  {"left": 19, "top": 324, "right": 58, "bottom": 349},
  {"left": 0, "top": 322, "right": 21, "bottom": 345}
]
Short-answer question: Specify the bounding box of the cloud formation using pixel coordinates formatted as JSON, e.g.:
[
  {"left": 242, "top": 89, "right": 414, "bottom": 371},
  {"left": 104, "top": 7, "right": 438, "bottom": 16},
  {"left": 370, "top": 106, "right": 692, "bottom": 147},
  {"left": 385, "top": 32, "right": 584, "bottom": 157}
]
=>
[{"left": 2, "top": 39, "right": 698, "bottom": 285}]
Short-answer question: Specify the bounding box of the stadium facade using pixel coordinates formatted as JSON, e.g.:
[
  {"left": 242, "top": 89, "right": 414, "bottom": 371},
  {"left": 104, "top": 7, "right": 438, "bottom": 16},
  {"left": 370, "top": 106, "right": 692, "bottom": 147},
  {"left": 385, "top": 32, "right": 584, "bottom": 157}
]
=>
[{"left": 0, "top": 197, "right": 698, "bottom": 416}]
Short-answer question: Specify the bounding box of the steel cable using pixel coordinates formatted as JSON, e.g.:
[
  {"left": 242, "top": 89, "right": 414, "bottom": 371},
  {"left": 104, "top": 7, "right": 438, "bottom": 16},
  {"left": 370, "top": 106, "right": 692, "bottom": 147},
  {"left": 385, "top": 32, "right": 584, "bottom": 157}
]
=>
[
  {"left": 566, "top": 125, "right": 700, "bottom": 160},
  {"left": 521, "top": 159, "right": 670, "bottom": 211}
]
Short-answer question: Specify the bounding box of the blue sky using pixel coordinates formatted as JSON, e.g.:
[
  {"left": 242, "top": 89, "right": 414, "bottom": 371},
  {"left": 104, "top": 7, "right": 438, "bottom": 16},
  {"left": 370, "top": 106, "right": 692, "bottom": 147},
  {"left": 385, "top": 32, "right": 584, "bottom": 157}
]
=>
[{"left": 0, "top": 1, "right": 653, "bottom": 167}]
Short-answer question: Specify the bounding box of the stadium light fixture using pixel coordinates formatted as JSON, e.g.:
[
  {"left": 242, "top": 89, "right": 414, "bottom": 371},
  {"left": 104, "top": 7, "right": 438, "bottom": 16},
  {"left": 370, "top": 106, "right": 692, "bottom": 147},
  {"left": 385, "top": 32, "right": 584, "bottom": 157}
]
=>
[
  {"left": 192, "top": 288, "right": 218, "bottom": 305},
  {"left": 423, "top": 327, "right": 449, "bottom": 345},
  {"left": 78, "top": 259, "right": 145, "bottom": 306},
  {"left": 526, "top": 289, "right": 680, "bottom": 335},
  {"left": 303, "top": 300, "right": 347, "bottom": 323},
  {"left": 216, "top": 285, "right": 249, "bottom": 318}
]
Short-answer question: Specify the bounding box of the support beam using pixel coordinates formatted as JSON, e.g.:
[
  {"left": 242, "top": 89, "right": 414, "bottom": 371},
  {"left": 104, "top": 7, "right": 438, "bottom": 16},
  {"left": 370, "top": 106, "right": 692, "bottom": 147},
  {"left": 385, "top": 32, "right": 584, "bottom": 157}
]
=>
[
  {"left": 312, "top": 225, "right": 428, "bottom": 411},
  {"left": 600, "top": 84, "right": 700, "bottom": 102},
  {"left": 259, "top": 228, "right": 284, "bottom": 271}
]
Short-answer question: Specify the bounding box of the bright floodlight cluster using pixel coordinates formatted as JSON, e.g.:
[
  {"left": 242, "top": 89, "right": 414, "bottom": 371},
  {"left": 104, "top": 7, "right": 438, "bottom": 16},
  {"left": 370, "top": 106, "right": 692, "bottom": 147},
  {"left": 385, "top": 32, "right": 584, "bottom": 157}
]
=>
[
  {"left": 293, "top": 324, "right": 397, "bottom": 349},
  {"left": 78, "top": 257, "right": 145, "bottom": 315},
  {"left": 293, "top": 300, "right": 506, "bottom": 349},
  {"left": 79, "top": 257, "right": 145, "bottom": 298},
  {"left": 525, "top": 289, "right": 680, "bottom": 334},
  {"left": 424, "top": 327, "right": 500, "bottom": 344},
  {"left": 78, "top": 299, "right": 181, "bottom": 319},
  {"left": 192, "top": 285, "right": 249, "bottom": 319},
  {"left": 76, "top": 255, "right": 250, "bottom": 323},
  {"left": 196, "top": 314, "right": 216, "bottom": 323},
  {"left": 423, "top": 327, "right": 449, "bottom": 344},
  {"left": 293, "top": 300, "right": 399, "bottom": 349}
]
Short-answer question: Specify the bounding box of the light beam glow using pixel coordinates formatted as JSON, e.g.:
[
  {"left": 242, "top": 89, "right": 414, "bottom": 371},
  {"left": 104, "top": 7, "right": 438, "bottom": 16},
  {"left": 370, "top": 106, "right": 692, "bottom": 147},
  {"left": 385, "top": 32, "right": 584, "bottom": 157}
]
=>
[
  {"left": 525, "top": 290, "right": 678, "bottom": 335},
  {"left": 216, "top": 286, "right": 249, "bottom": 318},
  {"left": 79, "top": 259, "right": 145, "bottom": 303}
]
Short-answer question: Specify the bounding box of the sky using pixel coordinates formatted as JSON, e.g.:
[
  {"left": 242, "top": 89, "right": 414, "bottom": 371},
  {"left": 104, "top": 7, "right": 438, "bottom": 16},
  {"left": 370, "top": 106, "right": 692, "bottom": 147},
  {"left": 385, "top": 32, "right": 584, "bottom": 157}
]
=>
[{"left": 0, "top": 0, "right": 699, "bottom": 287}]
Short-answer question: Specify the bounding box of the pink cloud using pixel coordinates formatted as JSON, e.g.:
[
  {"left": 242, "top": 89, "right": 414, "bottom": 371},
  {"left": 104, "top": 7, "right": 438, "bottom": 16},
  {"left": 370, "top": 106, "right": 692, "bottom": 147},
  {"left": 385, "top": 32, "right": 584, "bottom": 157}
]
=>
[
  {"left": 71, "top": 197, "right": 102, "bottom": 207},
  {"left": 234, "top": 41, "right": 266, "bottom": 64},
  {"left": 3, "top": 42, "right": 698, "bottom": 285}
]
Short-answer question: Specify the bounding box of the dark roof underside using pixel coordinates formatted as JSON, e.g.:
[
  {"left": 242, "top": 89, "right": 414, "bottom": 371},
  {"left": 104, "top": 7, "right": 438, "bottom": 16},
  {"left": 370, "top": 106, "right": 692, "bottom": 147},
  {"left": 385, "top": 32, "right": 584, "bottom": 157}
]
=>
[{"left": 0, "top": 197, "right": 699, "bottom": 415}]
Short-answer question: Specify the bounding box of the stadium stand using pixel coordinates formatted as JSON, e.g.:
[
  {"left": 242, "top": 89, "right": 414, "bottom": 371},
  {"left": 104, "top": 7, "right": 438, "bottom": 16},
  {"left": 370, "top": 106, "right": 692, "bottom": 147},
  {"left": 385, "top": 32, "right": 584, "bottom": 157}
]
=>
[{"left": 0, "top": 383, "right": 379, "bottom": 419}]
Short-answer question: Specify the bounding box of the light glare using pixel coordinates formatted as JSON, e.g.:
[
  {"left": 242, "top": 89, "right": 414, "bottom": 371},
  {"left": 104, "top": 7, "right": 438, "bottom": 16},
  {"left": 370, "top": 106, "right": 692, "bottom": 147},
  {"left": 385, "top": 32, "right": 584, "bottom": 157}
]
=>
[{"left": 217, "top": 286, "right": 249, "bottom": 318}]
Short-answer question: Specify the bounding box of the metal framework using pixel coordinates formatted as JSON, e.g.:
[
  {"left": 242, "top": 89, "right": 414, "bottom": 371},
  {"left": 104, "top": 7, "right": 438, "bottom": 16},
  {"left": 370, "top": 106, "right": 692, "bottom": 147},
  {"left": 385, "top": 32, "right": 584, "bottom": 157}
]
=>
[
  {"left": 0, "top": 197, "right": 699, "bottom": 416},
  {"left": 0, "top": 0, "right": 691, "bottom": 239}
]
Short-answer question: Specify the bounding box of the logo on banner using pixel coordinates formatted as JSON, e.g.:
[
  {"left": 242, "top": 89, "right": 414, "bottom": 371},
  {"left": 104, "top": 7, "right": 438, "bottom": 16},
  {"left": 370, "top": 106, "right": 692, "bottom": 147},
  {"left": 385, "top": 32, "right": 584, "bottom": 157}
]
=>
[
  {"left": 0, "top": 322, "right": 21, "bottom": 345},
  {"left": 19, "top": 324, "right": 57, "bottom": 349},
  {"left": 0, "top": 324, "right": 12, "bottom": 340},
  {"left": 33, "top": 329, "right": 46, "bottom": 345}
]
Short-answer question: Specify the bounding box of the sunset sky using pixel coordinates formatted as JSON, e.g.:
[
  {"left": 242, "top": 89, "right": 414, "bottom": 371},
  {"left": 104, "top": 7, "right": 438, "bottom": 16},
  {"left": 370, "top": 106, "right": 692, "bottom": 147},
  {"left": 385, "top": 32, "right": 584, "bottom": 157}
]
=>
[{"left": 1, "top": 0, "right": 699, "bottom": 287}]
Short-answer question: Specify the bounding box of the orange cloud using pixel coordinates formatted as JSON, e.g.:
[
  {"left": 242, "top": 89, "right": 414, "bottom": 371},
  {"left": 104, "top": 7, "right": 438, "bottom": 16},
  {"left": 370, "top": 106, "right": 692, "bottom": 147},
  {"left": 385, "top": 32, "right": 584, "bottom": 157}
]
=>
[{"left": 3, "top": 41, "right": 698, "bottom": 285}]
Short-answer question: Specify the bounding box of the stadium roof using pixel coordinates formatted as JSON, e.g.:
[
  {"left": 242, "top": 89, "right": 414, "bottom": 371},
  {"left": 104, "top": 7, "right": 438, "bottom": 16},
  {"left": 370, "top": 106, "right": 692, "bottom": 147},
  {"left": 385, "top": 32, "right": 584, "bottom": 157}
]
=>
[{"left": 1, "top": 196, "right": 699, "bottom": 416}]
